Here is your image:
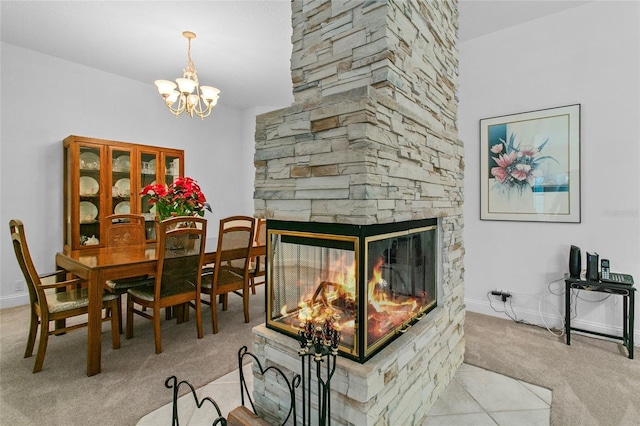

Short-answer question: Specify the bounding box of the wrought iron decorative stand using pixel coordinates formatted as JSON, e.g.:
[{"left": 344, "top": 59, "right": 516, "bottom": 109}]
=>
[
  {"left": 237, "top": 346, "right": 301, "bottom": 425},
  {"left": 165, "top": 375, "right": 227, "bottom": 426},
  {"left": 166, "top": 346, "right": 300, "bottom": 426},
  {"left": 298, "top": 317, "right": 341, "bottom": 426}
]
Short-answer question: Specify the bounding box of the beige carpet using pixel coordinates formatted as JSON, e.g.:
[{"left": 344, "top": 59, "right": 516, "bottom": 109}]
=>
[
  {"left": 464, "top": 311, "right": 640, "bottom": 426},
  {"left": 0, "top": 287, "right": 267, "bottom": 425},
  {"left": 1, "top": 294, "right": 639, "bottom": 425}
]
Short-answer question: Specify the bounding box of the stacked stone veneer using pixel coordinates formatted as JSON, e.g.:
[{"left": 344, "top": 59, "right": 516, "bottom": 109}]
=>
[{"left": 252, "top": 0, "right": 464, "bottom": 424}]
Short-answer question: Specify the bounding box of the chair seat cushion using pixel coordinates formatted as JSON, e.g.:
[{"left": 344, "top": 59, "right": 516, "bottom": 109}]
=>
[
  {"left": 44, "top": 288, "right": 118, "bottom": 314},
  {"left": 106, "top": 276, "right": 154, "bottom": 292},
  {"left": 128, "top": 280, "right": 196, "bottom": 302}
]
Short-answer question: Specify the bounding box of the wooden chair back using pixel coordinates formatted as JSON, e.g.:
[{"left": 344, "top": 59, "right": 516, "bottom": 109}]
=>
[
  {"left": 213, "top": 216, "right": 255, "bottom": 294},
  {"left": 204, "top": 215, "right": 255, "bottom": 333},
  {"left": 250, "top": 218, "right": 267, "bottom": 293},
  {"left": 9, "top": 219, "right": 46, "bottom": 310},
  {"left": 255, "top": 218, "right": 267, "bottom": 247},
  {"left": 104, "top": 214, "right": 146, "bottom": 247},
  {"left": 155, "top": 216, "right": 207, "bottom": 304}
]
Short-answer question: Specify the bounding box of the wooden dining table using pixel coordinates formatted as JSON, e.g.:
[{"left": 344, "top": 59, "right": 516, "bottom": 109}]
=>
[{"left": 55, "top": 238, "right": 266, "bottom": 376}]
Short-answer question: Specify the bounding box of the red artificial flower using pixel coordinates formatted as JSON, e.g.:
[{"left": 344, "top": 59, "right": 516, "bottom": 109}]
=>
[{"left": 140, "top": 176, "right": 210, "bottom": 221}]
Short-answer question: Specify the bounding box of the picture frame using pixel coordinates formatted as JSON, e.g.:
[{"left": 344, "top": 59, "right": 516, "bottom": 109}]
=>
[{"left": 480, "top": 104, "right": 581, "bottom": 223}]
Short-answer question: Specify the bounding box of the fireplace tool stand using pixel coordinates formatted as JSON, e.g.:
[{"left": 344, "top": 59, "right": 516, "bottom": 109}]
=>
[{"left": 298, "top": 317, "right": 341, "bottom": 426}]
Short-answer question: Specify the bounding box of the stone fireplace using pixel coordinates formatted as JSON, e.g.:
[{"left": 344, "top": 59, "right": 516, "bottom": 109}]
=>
[{"left": 252, "top": 0, "right": 464, "bottom": 424}]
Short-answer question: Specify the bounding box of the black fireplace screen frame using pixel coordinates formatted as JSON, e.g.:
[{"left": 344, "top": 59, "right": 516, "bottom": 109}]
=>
[{"left": 265, "top": 218, "right": 438, "bottom": 363}]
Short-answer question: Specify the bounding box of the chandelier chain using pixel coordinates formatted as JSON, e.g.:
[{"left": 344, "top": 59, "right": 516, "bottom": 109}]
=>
[{"left": 184, "top": 37, "right": 197, "bottom": 82}]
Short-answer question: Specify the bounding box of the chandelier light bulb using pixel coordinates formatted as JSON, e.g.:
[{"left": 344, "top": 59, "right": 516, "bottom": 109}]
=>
[
  {"left": 167, "top": 90, "right": 180, "bottom": 105},
  {"left": 154, "top": 80, "right": 177, "bottom": 96},
  {"left": 154, "top": 31, "right": 220, "bottom": 119},
  {"left": 176, "top": 78, "right": 196, "bottom": 94},
  {"left": 200, "top": 86, "right": 220, "bottom": 103}
]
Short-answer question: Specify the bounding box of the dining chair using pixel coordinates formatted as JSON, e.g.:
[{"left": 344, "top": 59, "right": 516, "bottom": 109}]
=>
[
  {"left": 201, "top": 216, "right": 255, "bottom": 334},
  {"left": 104, "top": 213, "right": 146, "bottom": 246},
  {"left": 249, "top": 218, "right": 267, "bottom": 294},
  {"left": 9, "top": 219, "right": 120, "bottom": 373},
  {"left": 125, "top": 216, "right": 206, "bottom": 354},
  {"left": 103, "top": 213, "right": 149, "bottom": 333}
]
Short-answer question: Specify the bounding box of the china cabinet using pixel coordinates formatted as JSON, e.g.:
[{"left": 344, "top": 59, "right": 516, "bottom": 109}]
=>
[{"left": 63, "top": 135, "right": 184, "bottom": 250}]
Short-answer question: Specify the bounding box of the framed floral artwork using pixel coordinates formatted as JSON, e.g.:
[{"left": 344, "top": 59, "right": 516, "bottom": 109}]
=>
[{"left": 480, "top": 104, "right": 581, "bottom": 222}]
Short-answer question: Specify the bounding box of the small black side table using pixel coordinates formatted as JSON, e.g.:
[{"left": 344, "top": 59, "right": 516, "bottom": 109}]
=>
[{"left": 565, "top": 278, "right": 635, "bottom": 359}]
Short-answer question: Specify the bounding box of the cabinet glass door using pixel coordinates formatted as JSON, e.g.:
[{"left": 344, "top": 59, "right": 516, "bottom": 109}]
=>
[
  {"left": 164, "top": 154, "right": 181, "bottom": 184},
  {"left": 78, "top": 146, "right": 101, "bottom": 247},
  {"left": 110, "top": 148, "right": 133, "bottom": 217},
  {"left": 140, "top": 151, "right": 158, "bottom": 240}
]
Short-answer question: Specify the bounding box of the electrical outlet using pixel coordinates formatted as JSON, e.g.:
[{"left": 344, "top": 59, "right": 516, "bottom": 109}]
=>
[
  {"left": 15, "top": 279, "right": 25, "bottom": 292},
  {"left": 491, "top": 289, "right": 513, "bottom": 302}
]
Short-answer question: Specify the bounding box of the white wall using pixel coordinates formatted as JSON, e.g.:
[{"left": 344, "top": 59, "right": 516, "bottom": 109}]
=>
[
  {"left": 460, "top": 1, "right": 640, "bottom": 341},
  {"left": 0, "top": 43, "right": 271, "bottom": 307}
]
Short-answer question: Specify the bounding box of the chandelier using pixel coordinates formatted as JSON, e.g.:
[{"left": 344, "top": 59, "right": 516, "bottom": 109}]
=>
[{"left": 154, "top": 31, "right": 220, "bottom": 119}]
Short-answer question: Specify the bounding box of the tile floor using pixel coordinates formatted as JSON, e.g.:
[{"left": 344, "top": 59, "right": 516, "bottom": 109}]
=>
[
  {"left": 423, "top": 363, "right": 551, "bottom": 426},
  {"left": 138, "top": 363, "right": 552, "bottom": 425}
]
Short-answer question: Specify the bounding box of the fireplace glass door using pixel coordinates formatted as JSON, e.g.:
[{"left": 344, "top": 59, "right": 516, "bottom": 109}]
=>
[{"left": 269, "top": 232, "right": 359, "bottom": 355}]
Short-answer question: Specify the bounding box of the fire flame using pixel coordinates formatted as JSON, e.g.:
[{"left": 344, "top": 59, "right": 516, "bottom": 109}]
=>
[
  {"left": 367, "top": 257, "right": 418, "bottom": 313},
  {"left": 368, "top": 258, "right": 386, "bottom": 311},
  {"left": 283, "top": 254, "right": 426, "bottom": 346}
]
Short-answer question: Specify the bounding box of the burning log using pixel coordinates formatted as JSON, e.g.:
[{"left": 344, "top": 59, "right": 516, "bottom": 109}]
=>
[{"left": 310, "top": 281, "right": 356, "bottom": 313}]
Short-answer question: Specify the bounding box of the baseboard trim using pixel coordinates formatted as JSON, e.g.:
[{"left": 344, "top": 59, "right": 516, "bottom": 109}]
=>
[
  {"left": 465, "top": 296, "right": 639, "bottom": 348},
  {"left": 0, "top": 293, "right": 29, "bottom": 309}
]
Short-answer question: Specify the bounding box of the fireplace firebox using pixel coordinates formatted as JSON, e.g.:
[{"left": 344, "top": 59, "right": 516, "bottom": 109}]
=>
[{"left": 266, "top": 219, "right": 438, "bottom": 363}]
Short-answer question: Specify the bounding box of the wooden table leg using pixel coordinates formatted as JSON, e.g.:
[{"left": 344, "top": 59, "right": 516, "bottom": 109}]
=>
[
  {"left": 173, "top": 303, "right": 190, "bottom": 323},
  {"left": 174, "top": 304, "right": 184, "bottom": 323},
  {"left": 86, "top": 270, "right": 103, "bottom": 376}
]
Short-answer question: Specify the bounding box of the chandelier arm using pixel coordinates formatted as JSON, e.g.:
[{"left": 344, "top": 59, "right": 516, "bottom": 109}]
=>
[
  {"left": 164, "top": 94, "right": 187, "bottom": 117},
  {"left": 190, "top": 89, "right": 214, "bottom": 115},
  {"left": 194, "top": 105, "right": 213, "bottom": 119}
]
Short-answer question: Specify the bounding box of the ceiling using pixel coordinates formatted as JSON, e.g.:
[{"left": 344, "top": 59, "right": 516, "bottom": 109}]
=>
[{"left": 0, "top": 1, "right": 590, "bottom": 110}]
